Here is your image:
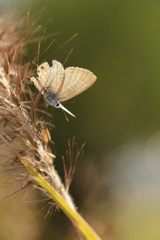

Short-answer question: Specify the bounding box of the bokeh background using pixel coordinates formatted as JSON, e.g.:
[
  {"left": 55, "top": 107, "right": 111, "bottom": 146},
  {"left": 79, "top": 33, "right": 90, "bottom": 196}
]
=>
[{"left": 1, "top": 0, "right": 160, "bottom": 239}]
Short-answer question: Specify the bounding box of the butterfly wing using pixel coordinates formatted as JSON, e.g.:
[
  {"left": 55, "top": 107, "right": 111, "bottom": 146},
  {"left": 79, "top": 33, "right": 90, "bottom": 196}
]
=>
[
  {"left": 31, "top": 60, "right": 65, "bottom": 94},
  {"left": 58, "top": 67, "right": 97, "bottom": 102}
]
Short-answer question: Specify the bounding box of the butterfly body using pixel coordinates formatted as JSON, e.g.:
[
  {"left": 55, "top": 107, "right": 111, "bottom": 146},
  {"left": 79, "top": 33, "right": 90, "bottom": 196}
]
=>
[
  {"left": 44, "top": 89, "right": 59, "bottom": 106},
  {"left": 31, "top": 60, "right": 97, "bottom": 117}
]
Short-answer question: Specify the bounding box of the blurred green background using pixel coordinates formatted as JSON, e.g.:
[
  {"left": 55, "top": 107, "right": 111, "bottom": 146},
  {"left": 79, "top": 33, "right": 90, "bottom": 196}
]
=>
[{"left": 1, "top": 0, "right": 160, "bottom": 239}]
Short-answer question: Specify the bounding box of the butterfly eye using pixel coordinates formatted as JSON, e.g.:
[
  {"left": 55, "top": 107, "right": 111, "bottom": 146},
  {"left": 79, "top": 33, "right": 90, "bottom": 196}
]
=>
[{"left": 56, "top": 103, "right": 60, "bottom": 107}]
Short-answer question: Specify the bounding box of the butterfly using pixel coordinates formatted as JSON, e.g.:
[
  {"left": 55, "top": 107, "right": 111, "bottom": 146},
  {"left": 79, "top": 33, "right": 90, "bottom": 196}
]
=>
[{"left": 31, "top": 60, "right": 97, "bottom": 117}]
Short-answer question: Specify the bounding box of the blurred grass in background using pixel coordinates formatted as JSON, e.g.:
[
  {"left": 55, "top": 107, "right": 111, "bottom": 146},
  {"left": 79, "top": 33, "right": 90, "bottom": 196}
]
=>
[{"left": 1, "top": 0, "right": 160, "bottom": 239}]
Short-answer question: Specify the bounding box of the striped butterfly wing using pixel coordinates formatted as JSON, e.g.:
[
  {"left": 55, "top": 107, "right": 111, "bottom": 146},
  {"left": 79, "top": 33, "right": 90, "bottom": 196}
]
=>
[
  {"left": 58, "top": 67, "right": 97, "bottom": 102},
  {"left": 31, "top": 60, "right": 65, "bottom": 95}
]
